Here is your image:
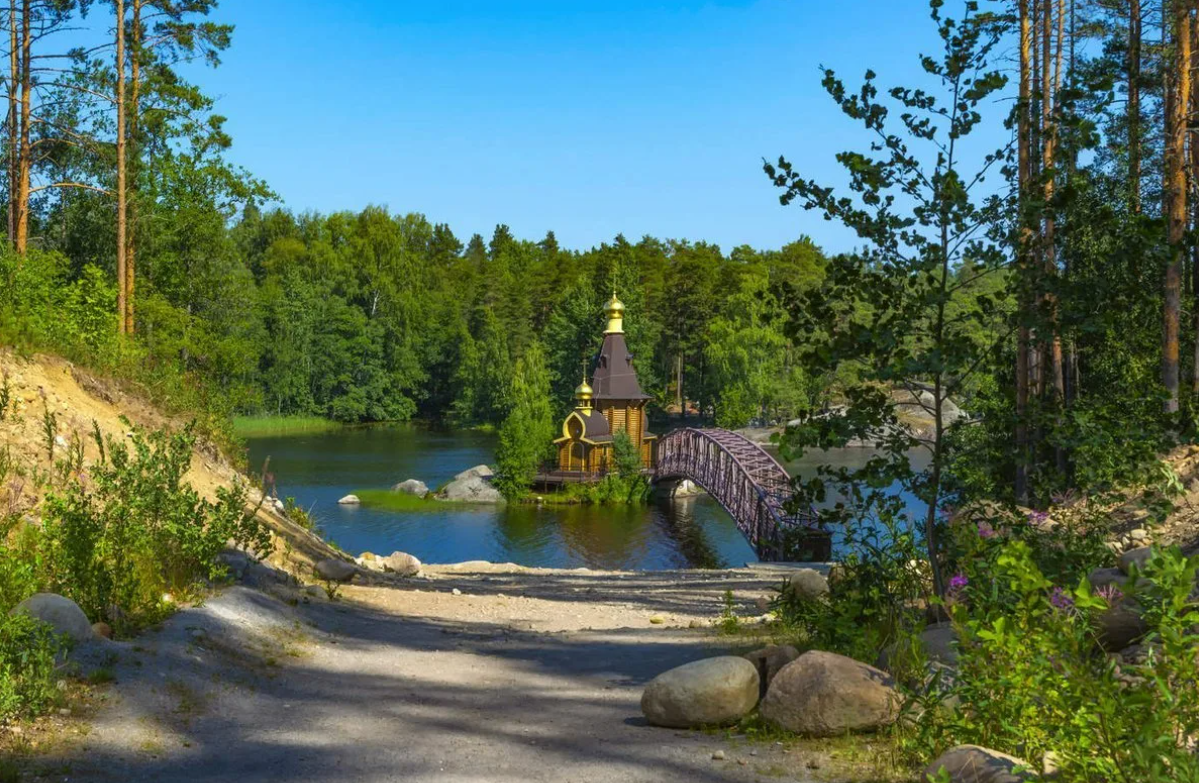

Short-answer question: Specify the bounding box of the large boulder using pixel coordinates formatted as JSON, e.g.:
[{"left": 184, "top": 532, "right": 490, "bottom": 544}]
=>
[
  {"left": 11, "top": 593, "right": 95, "bottom": 643},
  {"left": 438, "top": 474, "right": 504, "bottom": 503},
  {"left": 761, "top": 650, "right": 900, "bottom": 737},
  {"left": 640, "top": 656, "right": 759, "bottom": 728},
  {"left": 454, "top": 465, "right": 494, "bottom": 481},
  {"left": 923, "top": 745, "right": 1035, "bottom": 783},
  {"left": 392, "top": 479, "right": 429, "bottom": 498},
  {"left": 787, "top": 568, "right": 829, "bottom": 600},
  {"left": 743, "top": 645, "right": 800, "bottom": 696},
  {"left": 379, "top": 551, "right": 422, "bottom": 577},
  {"left": 314, "top": 558, "right": 358, "bottom": 583}
]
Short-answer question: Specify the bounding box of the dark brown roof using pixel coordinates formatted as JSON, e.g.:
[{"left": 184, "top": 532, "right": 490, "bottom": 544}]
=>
[
  {"left": 580, "top": 409, "right": 611, "bottom": 439},
  {"left": 591, "top": 333, "right": 651, "bottom": 401}
]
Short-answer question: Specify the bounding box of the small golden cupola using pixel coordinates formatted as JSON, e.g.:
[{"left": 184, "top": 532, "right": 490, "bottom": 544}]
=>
[
  {"left": 604, "top": 292, "right": 625, "bottom": 334},
  {"left": 574, "top": 373, "right": 594, "bottom": 411}
]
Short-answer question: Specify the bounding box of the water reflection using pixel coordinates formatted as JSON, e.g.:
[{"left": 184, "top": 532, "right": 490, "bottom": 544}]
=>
[{"left": 244, "top": 426, "right": 918, "bottom": 570}]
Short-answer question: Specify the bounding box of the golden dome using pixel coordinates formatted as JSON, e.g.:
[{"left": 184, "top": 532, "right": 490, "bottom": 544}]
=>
[
  {"left": 604, "top": 291, "right": 625, "bottom": 334},
  {"left": 574, "top": 379, "right": 594, "bottom": 399}
]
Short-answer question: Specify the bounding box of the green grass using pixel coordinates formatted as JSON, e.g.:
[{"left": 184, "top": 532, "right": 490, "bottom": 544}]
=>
[
  {"left": 353, "top": 488, "right": 484, "bottom": 512},
  {"left": 231, "top": 416, "right": 343, "bottom": 438}
]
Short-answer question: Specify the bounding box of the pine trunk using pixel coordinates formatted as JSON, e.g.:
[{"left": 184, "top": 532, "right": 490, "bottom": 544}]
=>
[
  {"left": 1016, "top": 0, "right": 1033, "bottom": 504},
  {"left": 1130, "top": 0, "right": 1142, "bottom": 212},
  {"left": 115, "top": 0, "right": 127, "bottom": 335},
  {"left": 1164, "top": 0, "right": 1191, "bottom": 414},
  {"left": 125, "top": 0, "right": 141, "bottom": 334},
  {"left": 14, "top": 0, "right": 29, "bottom": 254}
]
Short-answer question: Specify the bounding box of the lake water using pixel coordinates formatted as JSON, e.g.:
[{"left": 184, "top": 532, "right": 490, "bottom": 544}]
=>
[{"left": 245, "top": 425, "right": 925, "bottom": 570}]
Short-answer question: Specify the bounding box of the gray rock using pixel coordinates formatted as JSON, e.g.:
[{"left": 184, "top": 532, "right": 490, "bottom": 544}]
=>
[
  {"left": 217, "top": 550, "right": 250, "bottom": 580},
  {"left": 1129, "top": 528, "right": 1148, "bottom": 542},
  {"left": 453, "top": 465, "right": 494, "bottom": 481},
  {"left": 743, "top": 645, "right": 800, "bottom": 695},
  {"left": 379, "top": 551, "right": 422, "bottom": 577},
  {"left": 438, "top": 474, "right": 504, "bottom": 503},
  {"left": 1118, "top": 546, "right": 1153, "bottom": 575},
  {"left": 393, "top": 479, "right": 429, "bottom": 498},
  {"left": 760, "top": 650, "right": 899, "bottom": 737},
  {"left": 1087, "top": 567, "right": 1129, "bottom": 592},
  {"left": 787, "top": 568, "right": 829, "bottom": 600},
  {"left": 1095, "top": 605, "right": 1149, "bottom": 651},
  {"left": 640, "top": 656, "right": 760, "bottom": 728},
  {"left": 11, "top": 593, "right": 95, "bottom": 643},
  {"left": 314, "top": 558, "right": 358, "bottom": 583},
  {"left": 877, "top": 622, "right": 958, "bottom": 679},
  {"left": 337, "top": 494, "right": 361, "bottom": 505},
  {"left": 923, "top": 745, "right": 1035, "bottom": 783},
  {"left": 356, "top": 553, "right": 385, "bottom": 572}
]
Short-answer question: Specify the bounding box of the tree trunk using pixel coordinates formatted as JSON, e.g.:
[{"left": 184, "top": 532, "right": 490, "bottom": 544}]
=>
[
  {"left": 1016, "top": 0, "right": 1032, "bottom": 505},
  {"left": 14, "top": 0, "right": 29, "bottom": 254},
  {"left": 1130, "top": 0, "right": 1142, "bottom": 213},
  {"left": 115, "top": 0, "right": 127, "bottom": 335},
  {"left": 125, "top": 0, "right": 141, "bottom": 334},
  {"left": 1164, "top": 0, "right": 1191, "bottom": 414},
  {"left": 6, "top": 0, "right": 15, "bottom": 248}
]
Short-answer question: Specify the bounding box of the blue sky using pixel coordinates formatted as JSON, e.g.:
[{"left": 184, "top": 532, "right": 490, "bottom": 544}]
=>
[{"left": 187, "top": 1, "right": 1013, "bottom": 254}]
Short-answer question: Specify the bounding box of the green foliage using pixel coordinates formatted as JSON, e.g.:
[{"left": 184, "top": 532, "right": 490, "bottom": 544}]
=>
[
  {"left": 38, "top": 422, "right": 272, "bottom": 633},
  {"left": 494, "top": 342, "right": 556, "bottom": 499},
  {"left": 0, "top": 613, "right": 64, "bottom": 724},
  {"left": 611, "top": 429, "right": 642, "bottom": 479},
  {"left": 901, "top": 537, "right": 1199, "bottom": 783},
  {"left": 717, "top": 589, "right": 740, "bottom": 635}
]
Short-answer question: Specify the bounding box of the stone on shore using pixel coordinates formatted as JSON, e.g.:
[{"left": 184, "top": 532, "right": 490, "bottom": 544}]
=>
[
  {"left": 380, "top": 551, "right": 422, "bottom": 577},
  {"left": 393, "top": 479, "right": 429, "bottom": 498},
  {"left": 923, "top": 745, "right": 1035, "bottom": 783},
  {"left": 641, "top": 656, "right": 760, "bottom": 728},
  {"left": 1117, "top": 546, "right": 1153, "bottom": 575},
  {"left": 742, "top": 645, "right": 800, "bottom": 693},
  {"left": 11, "top": 593, "right": 95, "bottom": 643},
  {"left": 454, "top": 465, "right": 494, "bottom": 481},
  {"left": 337, "top": 494, "right": 361, "bottom": 505},
  {"left": 438, "top": 474, "right": 504, "bottom": 503},
  {"left": 314, "top": 558, "right": 358, "bottom": 583},
  {"left": 787, "top": 568, "right": 829, "bottom": 601},
  {"left": 760, "top": 650, "right": 899, "bottom": 737}
]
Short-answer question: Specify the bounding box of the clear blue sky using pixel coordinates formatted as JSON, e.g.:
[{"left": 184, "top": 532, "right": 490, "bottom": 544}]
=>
[{"left": 189, "top": 1, "right": 1010, "bottom": 254}]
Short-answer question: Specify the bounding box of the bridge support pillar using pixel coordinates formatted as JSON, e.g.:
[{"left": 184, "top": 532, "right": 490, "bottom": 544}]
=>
[{"left": 653, "top": 478, "right": 705, "bottom": 499}]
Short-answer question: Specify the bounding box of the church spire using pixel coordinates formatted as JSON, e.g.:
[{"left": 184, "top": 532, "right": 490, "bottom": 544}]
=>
[{"left": 574, "top": 359, "right": 594, "bottom": 411}]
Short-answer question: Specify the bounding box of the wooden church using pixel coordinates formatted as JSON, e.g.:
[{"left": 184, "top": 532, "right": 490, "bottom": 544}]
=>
[{"left": 553, "top": 294, "right": 656, "bottom": 475}]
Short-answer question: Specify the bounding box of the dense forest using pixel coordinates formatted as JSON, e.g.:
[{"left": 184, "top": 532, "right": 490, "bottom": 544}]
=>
[{"left": 1, "top": 0, "right": 1199, "bottom": 509}]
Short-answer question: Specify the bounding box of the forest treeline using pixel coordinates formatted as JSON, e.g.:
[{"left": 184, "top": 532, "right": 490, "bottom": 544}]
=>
[
  {"left": 0, "top": 1, "right": 847, "bottom": 432},
  {"left": 4, "top": 0, "right": 1199, "bottom": 512}
]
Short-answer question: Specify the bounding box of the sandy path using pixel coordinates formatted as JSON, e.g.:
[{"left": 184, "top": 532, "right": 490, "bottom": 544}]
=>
[{"left": 43, "top": 563, "right": 828, "bottom": 783}]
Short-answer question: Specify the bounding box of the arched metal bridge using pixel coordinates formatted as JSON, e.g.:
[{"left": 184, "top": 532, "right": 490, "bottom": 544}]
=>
[{"left": 654, "top": 428, "right": 819, "bottom": 560}]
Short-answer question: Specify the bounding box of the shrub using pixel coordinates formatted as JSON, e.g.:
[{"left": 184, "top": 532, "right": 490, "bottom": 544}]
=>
[
  {"left": 0, "top": 612, "right": 64, "bottom": 723},
  {"left": 902, "top": 536, "right": 1199, "bottom": 783},
  {"left": 38, "top": 422, "right": 273, "bottom": 633}
]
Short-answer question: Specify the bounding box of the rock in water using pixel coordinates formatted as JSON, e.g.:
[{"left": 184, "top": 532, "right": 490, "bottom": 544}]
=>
[
  {"left": 923, "top": 745, "right": 1035, "bottom": 783},
  {"left": 760, "top": 650, "right": 899, "bottom": 737},
  {"left": 337, "top": 494, "right": 361, "bottom": 505},
  {"left": 438, "top": 475, "right": 504, "bottom": 503},
  {"left": 787, "top": 568, "right": 829, "bottom": 600},
  {"left": 641, "top": 657, "right": 760, "bottom": 728},
  {"left": 392, "top": 479, "right": 429, "bottom": 498},
  {"left": 314, "top": 559, "right": 358, "bottom": 583},
  {"left": 743, "top": 645, "right": 800, "bottom": 695},
  {"left": 454, "top": 465, "right": 494, "bottom": 481},
  {"left": 11, "top": 594, "right": 95, "bottom": 643},
  {"left": 380, "top": 551, "right": 422, "bottom": 576}
]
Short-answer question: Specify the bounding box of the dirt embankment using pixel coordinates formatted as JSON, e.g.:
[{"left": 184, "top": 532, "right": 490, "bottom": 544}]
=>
[{"left": 0, "top": 350, "right": 338, "bottom": 576}]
